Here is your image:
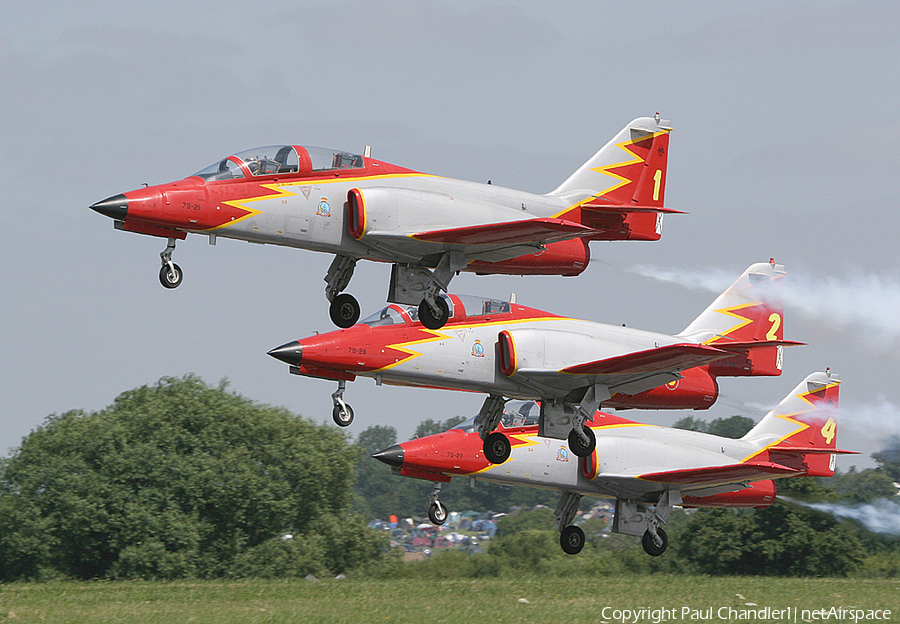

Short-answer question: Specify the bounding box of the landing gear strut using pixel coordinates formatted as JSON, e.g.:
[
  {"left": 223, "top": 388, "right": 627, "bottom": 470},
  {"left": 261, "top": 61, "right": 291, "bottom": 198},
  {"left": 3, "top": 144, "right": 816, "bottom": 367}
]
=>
[
  {"left": 476, "top": 395, "right": 510, "bottom": 464},
  {"left": 570, "top": 384, "right": 606, "bottom": 457},
  {"left": 416, "top": 252, "right": 464, "bottom": 329},
  {"left": 331, "top": 380, "right": 354, "bottom": 427},
  {"left": 158, "top": 237, "right": 183, "bottom": 288},
  {"left": 325, "top": 255, "right": 360, "bottom": 328},
  {"left": 641, "top": 490, "right": 679, "bottom": 556},
  {"left": 555, "top": 491, "right": 585, "bottom": 555},
  {"left": 427, "top": 482, "right": 448, "bottom": 525}
]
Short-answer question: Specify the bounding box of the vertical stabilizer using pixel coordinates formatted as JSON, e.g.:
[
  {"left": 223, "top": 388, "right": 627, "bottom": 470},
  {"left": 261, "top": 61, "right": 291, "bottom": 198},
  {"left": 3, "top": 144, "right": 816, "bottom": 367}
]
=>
[
  {"left": 743, "top": 371, "right": 846, "bottom": 477},
  {"left": 678, "top": 261, "right": 792, "bottom": 376},
  {"left": 549, "top": 116, "right": 672, "bottom": 205}
]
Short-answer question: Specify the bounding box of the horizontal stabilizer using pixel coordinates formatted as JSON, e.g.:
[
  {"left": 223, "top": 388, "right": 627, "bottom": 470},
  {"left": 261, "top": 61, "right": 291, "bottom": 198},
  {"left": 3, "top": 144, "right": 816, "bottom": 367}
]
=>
[
  {"left": 580, "top": 202, "right": 685, "bottom": 215},
  {"left": 767, "top": 446, "right": 859, "bottom": 455},
  {"left": 410, "top": 217, "right": 595, "bottom": 246},
  {"left": 712, "top": 339, "right": 806, "bottom": 351},
  {"left": 561, "top": 343, "right": 731, "bottom": 376}
]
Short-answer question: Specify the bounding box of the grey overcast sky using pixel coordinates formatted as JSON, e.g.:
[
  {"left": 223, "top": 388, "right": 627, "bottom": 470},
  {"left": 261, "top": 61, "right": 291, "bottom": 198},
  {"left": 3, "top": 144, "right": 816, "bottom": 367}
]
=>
[{"left": 2, "top": 1, "right": 898, "bottom": 469}]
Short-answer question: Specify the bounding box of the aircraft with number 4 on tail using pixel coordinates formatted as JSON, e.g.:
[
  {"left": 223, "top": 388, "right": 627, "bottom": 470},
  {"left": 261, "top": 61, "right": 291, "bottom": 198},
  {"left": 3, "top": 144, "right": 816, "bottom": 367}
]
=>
[
  {"left": 90, "top": 115, "right": 678, "bottom": 330},
  {"left": 269, "top": 260, "right": 802, "bottom": 463},
  {"left": 373, "top": 371, "right": 856, "bottom": 556}
]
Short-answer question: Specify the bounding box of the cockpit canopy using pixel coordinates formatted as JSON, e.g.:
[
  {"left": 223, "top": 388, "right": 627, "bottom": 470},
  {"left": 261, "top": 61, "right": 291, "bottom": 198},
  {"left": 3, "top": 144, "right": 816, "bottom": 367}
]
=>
[
  {"left": 360, "top": 294, "right": 512, "bottom": 327},
  {"left": 193, "top": 145, "right": 364, "bottom": 181}
]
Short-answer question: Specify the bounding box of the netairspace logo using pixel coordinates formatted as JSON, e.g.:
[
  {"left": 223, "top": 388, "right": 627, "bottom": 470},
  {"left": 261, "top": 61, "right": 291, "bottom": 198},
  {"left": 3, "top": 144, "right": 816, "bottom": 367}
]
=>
[{"left": 598, "top": 605, "right": 893, "bottom": 623}]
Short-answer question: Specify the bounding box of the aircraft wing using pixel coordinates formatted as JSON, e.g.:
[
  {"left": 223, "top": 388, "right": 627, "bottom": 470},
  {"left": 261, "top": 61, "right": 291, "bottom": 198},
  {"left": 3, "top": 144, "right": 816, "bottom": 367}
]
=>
[
  {"left": 638, "top": 461, "right": 802, "bottom": 485},
  {"left": 409, "top": 217, "right": 596, "bottom": 245},
  {"left": 560, "top": 343, "right": 731, "bottom": 376}
]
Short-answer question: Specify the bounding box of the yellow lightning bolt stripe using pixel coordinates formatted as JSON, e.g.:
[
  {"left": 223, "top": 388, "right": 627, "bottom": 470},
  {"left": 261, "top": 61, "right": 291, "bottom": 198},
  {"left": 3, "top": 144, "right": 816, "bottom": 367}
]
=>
[
  {"left": 372, "top": 315, "right": 569, "bottom": 373},
  {"left": 701, "top": 302, "right": 759, "bottom": 345},
  {"left": 466, "top": 432, "right": 563, "bottom": 475},
  {"left": 203, "top": 183, "right": 296, "bottom": 232},
  {"left": 551, "top": 129, "right": 671, "bottom": 219},
  {"left": 738, "top": 381, "right": 841, "bottom": 464},
  {"left": 202, "top": 173, "right": 436, "bottom": 232}
]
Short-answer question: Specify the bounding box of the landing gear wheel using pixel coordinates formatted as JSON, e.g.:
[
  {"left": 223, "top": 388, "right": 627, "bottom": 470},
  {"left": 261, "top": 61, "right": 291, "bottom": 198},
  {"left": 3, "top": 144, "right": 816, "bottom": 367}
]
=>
[
  {"left": 418, "top": 296, "right": 450, "bottom": 330},
  {"left": 560, "top": 525, "right": 585, "bottom": 555},
  {"left": 428, "top": 501, "right": 448, "bottom": 525},
  {"left": 483, "top": 432, "right": 511, "bottom": 464},
  {"left": 329, "top": 293, "right": 360, "bottom": 328},
  {"left": 641, "top": 527, "right": 668, "bottom": 556},
  {"left": 159, "top": 263, "right": 183, "bottom": 289},
  {"left": 332, "top": 403, "right": 354, "bottom": 427},
  {"left": 568, "top": 426, "right": 596, "bottom": 458}
]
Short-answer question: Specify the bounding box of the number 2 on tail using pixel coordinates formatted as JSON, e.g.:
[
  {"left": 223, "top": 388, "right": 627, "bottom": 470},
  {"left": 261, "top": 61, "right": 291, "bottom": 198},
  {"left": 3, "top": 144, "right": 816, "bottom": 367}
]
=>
[{"left": 766, "top": 313, "right": 781, "bottom": 341}]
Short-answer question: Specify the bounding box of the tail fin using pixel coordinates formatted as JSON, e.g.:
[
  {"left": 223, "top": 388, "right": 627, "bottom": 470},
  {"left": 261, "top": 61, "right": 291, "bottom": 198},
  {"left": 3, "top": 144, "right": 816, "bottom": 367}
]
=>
[
  {"left": 548, "top": 115, "right": 675, "bottom": 242},
  {"left": 677, "top": 261, "right": 798, "bottom": 377},
  {"left": 743, "top": 371, "right": 852, "bottom": 477}
]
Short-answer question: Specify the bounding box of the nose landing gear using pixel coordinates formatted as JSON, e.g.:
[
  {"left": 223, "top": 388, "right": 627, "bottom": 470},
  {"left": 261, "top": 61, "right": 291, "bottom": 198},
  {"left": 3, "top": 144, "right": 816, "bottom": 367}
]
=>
[
  {"left": 158, "top": 238, "right": 183, "bottom": 288},
  {"left": 427, "top": 483, "right": 448, "bottom": 525},
  {"left": 331, "top": 380, "right": 354, "bottom": 427}
]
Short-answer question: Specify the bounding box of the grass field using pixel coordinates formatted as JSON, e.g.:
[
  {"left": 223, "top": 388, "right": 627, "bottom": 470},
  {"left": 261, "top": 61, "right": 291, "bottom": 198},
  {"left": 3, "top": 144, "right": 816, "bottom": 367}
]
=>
[{"left": 0, "top": 576, "right": 897, "bottom": 624}]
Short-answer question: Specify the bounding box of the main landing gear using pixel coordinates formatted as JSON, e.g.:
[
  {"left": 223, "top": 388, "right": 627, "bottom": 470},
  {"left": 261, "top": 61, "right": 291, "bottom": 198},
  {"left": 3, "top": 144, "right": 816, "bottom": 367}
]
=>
[
  {"left": 331, "top": 380, "right": 354, "bottom": 427},
  {"left": 639, "top": 490, "right": 678, "bottom": 556},
  {"left": 555, "top": 492, "right": 585, "bottom": 555},
  {"left": 612, "top": 491, "right": 679, "bottom": 556},
  {"left": 158, "top": 237, "right": 183, "bottom": 289},
  {"left": 476, "top": 395, "right": 511, "bottom": 464},
  {"left": 324, "top": 255, "right": 360, "bottom": 328}
]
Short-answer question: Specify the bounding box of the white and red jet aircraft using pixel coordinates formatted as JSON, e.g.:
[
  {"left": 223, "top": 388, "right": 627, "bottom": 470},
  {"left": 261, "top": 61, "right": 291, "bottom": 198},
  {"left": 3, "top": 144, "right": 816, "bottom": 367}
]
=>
[
  {"left": 90, "top": 116, "right": 677, "bottom": 329},
  {"left": 269, "top": 261, "right": 801, "bottom": 462},
  {"left": 374, "top": 371, "right": 855, "bottom": 556}
]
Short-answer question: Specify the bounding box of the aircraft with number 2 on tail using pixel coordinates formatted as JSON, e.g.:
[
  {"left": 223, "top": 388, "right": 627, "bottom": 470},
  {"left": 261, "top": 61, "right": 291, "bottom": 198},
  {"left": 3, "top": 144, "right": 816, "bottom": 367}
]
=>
[
  {"left": 269, "top": 261, "right": 802, "bottom": 463},
  {"left": 373, "top": 371, "right": 855, "bottom": 556},
  {"left": 90, "top": 115, "right": 679, "bottom": 329}
]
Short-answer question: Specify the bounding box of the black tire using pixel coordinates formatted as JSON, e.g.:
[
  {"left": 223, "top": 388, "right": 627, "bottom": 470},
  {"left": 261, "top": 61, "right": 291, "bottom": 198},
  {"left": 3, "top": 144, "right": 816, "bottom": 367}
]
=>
[
  {"left": 568, "top": 426, "right": 596, "bottom": 457},
  {"left": 329, "top": 293, "right": 360, "bottom": 328},
  {"left": 332, "top": 403, "right": 354, "bottom": 427},
  {"left": 428, "top": 501, "right": 448, "bottom": 525},
  {"left": 641, "top": 527, "right": 668, "bottom": 556},
  {"left": 159, "top": 263, "right": 183, "bottom": 289},
  {"left": 418, "top": 296, "right": 450, "bottom": 330},
  {"left": 560, "top": 525, "right": 585, "bottom": 555},
  {"left": 483, "top": 432, "right": 511, "bottom": 464}
]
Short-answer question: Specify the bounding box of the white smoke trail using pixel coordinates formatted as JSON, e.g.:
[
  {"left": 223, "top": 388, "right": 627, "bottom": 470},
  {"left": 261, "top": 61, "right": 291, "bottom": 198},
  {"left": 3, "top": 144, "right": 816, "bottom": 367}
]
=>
[
  {"left": 839, "top": 396, "right": 900, "bottom": 439},
  {"left": 631, "top": 265, "right": 900, "bottom": 354},
  {"left": 789, "top": 498, "right": 900, "bottom": 535}
]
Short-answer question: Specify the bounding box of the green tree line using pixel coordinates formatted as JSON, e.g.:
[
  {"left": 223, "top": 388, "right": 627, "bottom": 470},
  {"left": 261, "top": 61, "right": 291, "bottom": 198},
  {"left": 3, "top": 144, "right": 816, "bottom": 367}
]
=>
[
  {"left": 0, "top": 375, "right": 388, "bottom": 580},
  {"left": 0, "top": 376, "right": 896, "bottom": 581}
]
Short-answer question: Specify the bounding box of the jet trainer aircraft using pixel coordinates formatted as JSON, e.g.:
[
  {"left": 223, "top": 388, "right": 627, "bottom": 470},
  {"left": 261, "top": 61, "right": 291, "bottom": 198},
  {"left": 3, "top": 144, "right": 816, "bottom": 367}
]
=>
[
  {"left": 90, "top": 116, "right": 678, "bottom": 329},
  {"left": 269, "top": 261, "right": 801, "bottom": 463},
  {"left": 373, "top": 372, "right": 855, "bottom": 556}
]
